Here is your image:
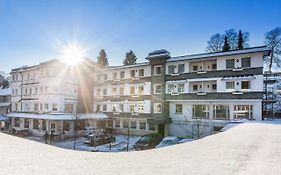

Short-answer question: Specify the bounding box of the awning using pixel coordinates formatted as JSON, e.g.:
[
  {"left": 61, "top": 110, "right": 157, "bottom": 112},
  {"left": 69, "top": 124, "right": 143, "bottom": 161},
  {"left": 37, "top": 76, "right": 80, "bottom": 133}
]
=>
[
  {"left": 221, "top": 74, "right": 255, "bottom": 81},
  {"left": 6, "top": 112, "right": 109, "bottom": 121},
  {"left": 0, "top": 114, "right": 9, "bottom": 121}
]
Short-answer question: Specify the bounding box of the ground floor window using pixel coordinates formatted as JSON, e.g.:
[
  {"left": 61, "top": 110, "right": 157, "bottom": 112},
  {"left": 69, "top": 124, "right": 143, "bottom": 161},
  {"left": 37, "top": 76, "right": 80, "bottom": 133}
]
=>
[
  {"left": 14, "top": 118, "right": 20, "bottom": 127},
  {"left": 75, "top": 120, "right": 85, "bottom": 130},
  {"left": 234, "top": 105, "right": 253, "bottom": 119},
  {"left": 139, "top": 121, "right": 146, "bottom": 130},
  {"left": 131, "top": 120, "right": 137, "bottom": 129},
  {"left": 213, "top": 105, "right": 229, "bottom": 119},
  {"left": 24, "top": 119, "right": 29, "bottom": 128},
  {"left": 176, "top": 104, "right": 183, "bottom": 114},
  {"left": 42, "top": 120, "right": 46, "bottom": 130},
  {"left": 33, "top": 119, "right": 39, "bottom": 129},
  {"left": 51, "top": 123, "right": 56, "bottom": 129},
  {"left": 148, "top": 123, "right": 155, "bottom": 131},
  {"left": 107, "top": 120, "right": 113, "bottom": 128},
  {"left": 65, "top": 104, "right": 74, "bottom": 113},
  {"left": 63, "top": 121, "right": 70, "bottom": 131},
  {"left": 192, "top": 105, "right": 209, "bottom": 118},
  {"left": 115, "top": 120, "right": 120, "bottom": 128},
  {"left": 123, "top": 120, "right": 129, "bottom": 129}
]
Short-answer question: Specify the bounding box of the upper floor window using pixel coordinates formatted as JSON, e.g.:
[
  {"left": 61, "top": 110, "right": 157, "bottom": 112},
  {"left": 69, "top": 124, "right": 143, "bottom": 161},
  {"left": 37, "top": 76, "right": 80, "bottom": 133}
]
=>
[
  {"left": 154, "top": 84, "right": 162, "bottom": 94},
  {"left": 178, "top": 84, "right": 185, "bottom": 93},
  {"left": 212, "top": 63, "right": 217, "bottom": 70},
  {"left": 130, "top": 70, "right": 136, "bottom": 78},
  {"left": 113, "top": 72, "right": 117, "bottom": 79},
  {"left": 120, "top": 87, "right": 124, "bottom": 95},
  {"left": 167, "top": 84, "right": 174, "bottom": 93},
  {"left": 241, "top": 81, "right": 250, "bottom": 90},
  {"left": 241, "top": 57, "right": 251, "bottom": 68},
  {"left": 192, "top": 65, "right": 198, "bottom": 72},
  {"left": 103, "top": 88, "right": 107, "bottom": 96},
  {"left": 154, "top": 65, "right": 162, "bottom": 75},
  {"left": 103, "top": 74, "right": 107, "bottom": 81},
  {"left": 154, "top": 103, "right": 162, "bottom": 114},
  {"left": 138, "top": 104, "right": 144, "bottom": 113},
  {"left": 112, "top": 88, "right": 117, "bottom": 95},
  {"left": 212, "top": 83, "right": 217, "bottom": 90},
  {"left": 120, "top": 71, "right": 125, "bottom": 79},
  {"left": 139, "top": 69, "right": 144, "bottom": 77},
  {"left": 192, "top": 84, "right": 198, "bottom": 91},
  {"left": 97, "top": 89, "right": 101, "bottom": 96},
  {"left": 138, "top": 86, "right": 144, "bottom": 94},
  {"left": 130, "top": 87, "right": 135, "bottom": 95},
  {"left": 168, "top": 65, "right": 175, "bottom": 74},
  {"left": 178, "top": 64, "right": 185, "bottom": 73},
  {"left": 102, "top": 104, "right": 107, "bottom": 112},
  {"left": 226, "top": 81, "right": 235, "bottom": 90},
  {"left": 176, "top": 104, "right": 183, "bottom": 114},
  {"left": 226, "top": 59, "right": 235, "bottom": 69}
]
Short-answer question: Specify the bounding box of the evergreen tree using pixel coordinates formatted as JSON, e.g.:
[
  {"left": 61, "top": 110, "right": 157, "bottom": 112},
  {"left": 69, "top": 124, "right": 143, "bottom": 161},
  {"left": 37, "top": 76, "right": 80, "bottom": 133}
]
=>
[
  {"left": 97, "top": 49, "right": 109, "bottom": 67},
  {"left": 222, "top": 36, "right": 230, "bottom": 51},
  {"left": 123, "top": 50, "right": 137, "bottom": 65},
  {"left": 237, "top": 30, "right": 244, "bottom": 50}
]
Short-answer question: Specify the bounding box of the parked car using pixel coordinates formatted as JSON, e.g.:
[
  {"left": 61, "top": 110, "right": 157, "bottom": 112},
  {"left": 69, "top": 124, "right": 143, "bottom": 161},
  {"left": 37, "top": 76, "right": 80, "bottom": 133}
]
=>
[
  {"left": 178, "top": 138, "right": 194, "bottom": 144},
  {"left": 134, "top": 134, "right": 163, "bottom": 150},
  {"left": 84, "top": 134, "right": 115, "bottom": 147},
  {"left": 155, "top": 136, "right": 181, "bottom": 148}
]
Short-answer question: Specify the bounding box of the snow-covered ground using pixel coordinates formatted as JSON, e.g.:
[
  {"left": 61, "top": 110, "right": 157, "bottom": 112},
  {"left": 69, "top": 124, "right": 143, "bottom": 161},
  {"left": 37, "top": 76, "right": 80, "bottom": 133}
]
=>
[
  {"left": 1, "top": 122, "right": 281, "bottom": 174},
  {"left": 26, "top": 135, "right": 141, "bottom": 152}
]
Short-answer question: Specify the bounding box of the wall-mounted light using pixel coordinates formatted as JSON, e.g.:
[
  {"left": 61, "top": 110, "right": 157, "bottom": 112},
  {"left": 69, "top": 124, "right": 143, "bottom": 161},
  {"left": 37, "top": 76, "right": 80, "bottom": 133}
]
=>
[
  {"left": 236, "top": 59, "right": 239, "bottom": 62},
  {"left": 236, "top": 82, "right": 239, "bottom": 85}
]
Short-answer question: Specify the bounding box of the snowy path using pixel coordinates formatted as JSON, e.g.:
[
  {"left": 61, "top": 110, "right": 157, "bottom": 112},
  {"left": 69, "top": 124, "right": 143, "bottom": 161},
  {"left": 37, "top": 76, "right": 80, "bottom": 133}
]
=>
[{"left": 0, "top": 123, "right": 281, "bottom": 175}]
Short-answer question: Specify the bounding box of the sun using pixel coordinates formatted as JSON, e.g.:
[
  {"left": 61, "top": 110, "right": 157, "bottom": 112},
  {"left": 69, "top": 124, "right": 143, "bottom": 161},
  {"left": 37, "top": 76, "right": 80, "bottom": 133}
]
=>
[{"left": 60, "top": 43, "right": 86, "bottom": 66}]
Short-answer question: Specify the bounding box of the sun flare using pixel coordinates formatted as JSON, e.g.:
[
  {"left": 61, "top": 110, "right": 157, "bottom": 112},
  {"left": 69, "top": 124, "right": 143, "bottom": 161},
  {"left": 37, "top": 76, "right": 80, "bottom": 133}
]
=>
[{"left": 60, "top": 42, "right": 86, "bottom": 66}]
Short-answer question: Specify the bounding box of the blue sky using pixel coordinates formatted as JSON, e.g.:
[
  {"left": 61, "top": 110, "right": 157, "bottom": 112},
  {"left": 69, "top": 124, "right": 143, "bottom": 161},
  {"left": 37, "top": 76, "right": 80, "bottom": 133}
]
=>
[{"left": 0, "top": 0, "right": 280, "bottom": 72}]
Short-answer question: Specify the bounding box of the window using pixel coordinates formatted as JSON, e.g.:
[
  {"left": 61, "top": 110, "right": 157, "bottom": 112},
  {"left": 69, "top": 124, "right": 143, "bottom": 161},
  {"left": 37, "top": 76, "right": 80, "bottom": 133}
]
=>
[
  {"left": 123, "top": 120, "right": 129, "bottom": 129},
  {"left": 103, "top": 74, "right": 107, "bottom": 81},
  {"left": 178, "top": 84, "right": 184, "bottom": 93},
  {"left": 212, "top": 64, "right": 217, "bottom": 70},
  {"left": 168, "top": 65, "right": 175, "bottom": 74},
  {"left": 96, "top": 104, "right": 101, "bottom": 112},
  {"left": 192, "top": 84, "right": 198, "bottom": 91},
  {"left": 120, "top": 87, "right": 124, "bottom": 95},
  {"left": 103, "top": 88, "right": 107, "bottom": 96},
  {"left": 241, "top": 81, "right": 250, "bottom": 90},
  {"left": 212, "top": 84, "right": 217, "bottom": 90},
  {"left": 154, "top": 84, "right": 162, "bottom": 94},
  {"left": 65, "top": 104, "right": 74, "bottom": 113},
  {"left": 112, "top": 88, "right": 117, "bottom": 96},
  {"left": 213, "top": 105, "right": 229, "bottom": 119},
  {"left": 130, "top": 87, "right": 135, "bottom": 95},
  {"left": 42, "top": 120, "right": 46, "bottom": 130},
  {"left": 130, "top": 70, "right": 136, "bottom": 78},
  {"left": 33, "top": 119, "right": 39, "bottom": 129},
  {"left": 107, "top": 120, "right": 113, "bottom": 128},
  {"left": 102, "top": 104, "right": 107, "bottom": 112},
  {"left": 34, "top": 103, "right": 39, "bottom": 111},
  {"left": 234, "top": 105, "right": 253, "bottom": 119},
  {"left": 113, "top": 72, "right": 117, "bottom": 79},
  {"left": 44, "top": 104, "right": 49, "bottom": 111},
  {"left": 192, "top": 65, "right": 198, "bottom": 72},
  {"left": 52, "top": 104, "right": 58, "bottom": 111},
  {"left": 226, "top": 82, "right": 235, "bottom": 90},
  {"left": 241, "top": 57, "right": 251, "bottom": 68},
  {"left": 167, "top": 84, "right": 174, "bottom": 94},
  {"left": 138, "top": 104, "right": 144, "bottom": 113},
  {"left": 130, "top": 104, "right": 136, "bottom": 113},
  {"left": 14, "top": 118, "right": 20, "bottom": 127},
  {"left": 51, "top": 123, "right": 55, "bottom": 129},
  {"left": 131, "top": 121, "right": 137, "bottom": 129},
  {"left": 24, "top": 119, "right": 29, "bottom": 128},
  {"left": 97, "top": 89, "right": 101, "bottom": 96},
  {"left": 139, "top": 69, "right": 144, "bottom": 77},
  {"left": 115, "top": 120, "right": 120, "bottom": 128},
  {"left": 148, "top": 123, "right": 155, "bottom": 131},
  {"left": 226, "top": 59, "right": 235, "bottom": 69},
  {"left": 154, "top": 65, "right": 162, "bottom": 75},
  {"left": 63, "top": 121, "right": 70, "bottom": 131},
  {"left": 154, "top": 103, "right": 162, "bottom": 113},
  {"left": 35, "top": 88, "right": 38, "bottom": 94},
  {"left": 120, "top": 71, "right": 125, "bottom": 79},
  {"left": 192, "top": 105, "right": 209, "bottom": 118},
  {"left": 138, "top": 86, "right": 144, "bottom": 94},
  {"left": 119, "top": 104, "right": 124, "bottom": 112},
  {"left": 176, "top": 104, "right": 183, "bottom": 114},
  {"left": 139, "top": 121, "right": 146, "bottom": 130},
  {"left": 178, "top": 64, "right": 185, "bottom": 73}
]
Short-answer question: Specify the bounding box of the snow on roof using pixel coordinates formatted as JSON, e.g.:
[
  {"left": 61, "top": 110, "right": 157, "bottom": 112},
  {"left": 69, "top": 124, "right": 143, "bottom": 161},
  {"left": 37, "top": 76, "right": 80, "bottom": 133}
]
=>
[
  {"left": 1, "top": 123, "right": 281, "bottom": 174},
  {"left": 6, "top": 112, "right": 109, "bottom": 120},
  {"left": 0, "top": 102, "right": 11, "bottom": 107},
  {"left": 0, "top": 87, "right": 11, "bottom": 96},
  {"left": 168, "top": 46, "right": 270, "bottom": 62}
]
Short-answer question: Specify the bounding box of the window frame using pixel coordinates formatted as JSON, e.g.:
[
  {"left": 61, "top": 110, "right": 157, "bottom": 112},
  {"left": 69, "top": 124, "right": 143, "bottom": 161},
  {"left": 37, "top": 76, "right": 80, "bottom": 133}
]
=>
[{"left": 154, "top": 65, "right": 162, "bottom": 76}]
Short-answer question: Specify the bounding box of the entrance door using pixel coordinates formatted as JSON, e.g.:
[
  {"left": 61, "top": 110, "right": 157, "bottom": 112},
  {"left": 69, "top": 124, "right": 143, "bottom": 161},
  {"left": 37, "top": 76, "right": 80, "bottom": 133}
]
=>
[{"left": 158, "top": 124, "right": 165, "bottom": 137}]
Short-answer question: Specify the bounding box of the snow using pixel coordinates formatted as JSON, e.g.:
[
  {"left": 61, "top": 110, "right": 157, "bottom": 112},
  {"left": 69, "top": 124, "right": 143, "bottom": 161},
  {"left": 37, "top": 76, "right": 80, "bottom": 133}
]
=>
[
  {"left": 0, "top": 87, "right": 11, "bottom": 96},
  {"left": 0, "top": 122, "right": 281, "bottom": 174}
]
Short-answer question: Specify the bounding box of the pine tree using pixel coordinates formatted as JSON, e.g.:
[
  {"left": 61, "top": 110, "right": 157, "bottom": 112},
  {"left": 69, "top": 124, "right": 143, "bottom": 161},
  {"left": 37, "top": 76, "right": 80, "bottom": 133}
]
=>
[
  {"left": 97, "top": 49, "right": 109, "bottom": 67},
  {"left": 123, "top": 50, "right": 137, "bottom": 65},
  {"left": 222, "top": 36, "right": 230, "bottom": 51},
  {"left": 237, "top": 30, "right": 244, "bottom": 50}
]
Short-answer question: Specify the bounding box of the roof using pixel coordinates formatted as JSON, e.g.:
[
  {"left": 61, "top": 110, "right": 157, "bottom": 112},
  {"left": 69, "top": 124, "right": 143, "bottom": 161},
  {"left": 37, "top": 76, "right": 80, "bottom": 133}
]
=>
[
  {"left": 168, "top": 46, "right": 270, "bottom": 62},
  {"left": 6, "top": 112, "right": 109, "bottom": 120},
  {"left": 103, "top": 62, "right": 150, "bottom": 71}
]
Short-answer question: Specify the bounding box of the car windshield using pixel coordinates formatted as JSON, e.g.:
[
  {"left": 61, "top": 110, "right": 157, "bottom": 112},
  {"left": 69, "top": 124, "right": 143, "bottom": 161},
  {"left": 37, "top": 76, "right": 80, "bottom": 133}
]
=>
[
  {"left": 140, "top": 135, "right": 153, "bottom": 142},
  {"left": 161, "top": 140, "right": 174, "bottom": 144}
]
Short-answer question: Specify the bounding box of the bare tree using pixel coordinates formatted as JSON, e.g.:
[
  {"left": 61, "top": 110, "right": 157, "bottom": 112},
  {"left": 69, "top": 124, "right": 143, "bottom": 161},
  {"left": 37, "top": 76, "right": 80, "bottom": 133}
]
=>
[
  {"left": 192, "top": 117, "right": 211, "bottom": 139},
  {"left": 264, "top": 27, "right": 281, "bottom": 73},
  {"left": 206, "top": 33, "right": 224, "bottom": 53}
]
